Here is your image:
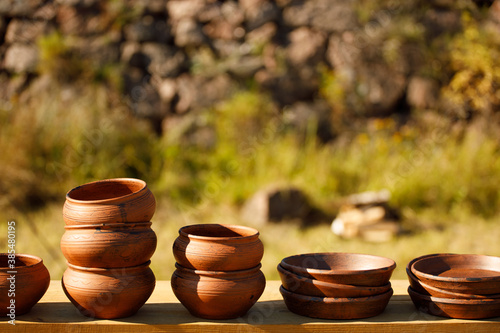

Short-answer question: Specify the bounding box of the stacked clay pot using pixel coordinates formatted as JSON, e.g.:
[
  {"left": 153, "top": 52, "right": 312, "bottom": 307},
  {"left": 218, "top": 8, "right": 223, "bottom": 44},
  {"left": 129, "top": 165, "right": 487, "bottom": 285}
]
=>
[
  {"left": 171, "top": 224, "right": 266, "bottom": 319},
  {"left": 278, "top": 252, "right": 396, "bottom": 319},
  {"left": 60, "top": 178, "right": 157, "bottom": 319}
]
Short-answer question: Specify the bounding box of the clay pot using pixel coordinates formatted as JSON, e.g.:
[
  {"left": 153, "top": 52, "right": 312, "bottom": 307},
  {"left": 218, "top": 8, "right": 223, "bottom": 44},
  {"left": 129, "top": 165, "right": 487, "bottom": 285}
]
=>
[
  {"left": 171, "top": 263, "right": 266, "bottom": 319},
  {"left": 62, "top": 261, "right": 155, "bottom": 319},
  {"left": 280, "top": 253, "right": 396, "bottom": 286},
  {"left": 277, "top": 264, "right": 391, "bottom": 298},
  {"left": 407, "top": 259, "right": 500, "bottom": 299},
  {"left": 173, "top": 224, "right": 264, "bottom": 271},
  {"left": 280, "top": 285, "right": 393, "bottom": 319},
  {"left": 408, "top": 287, "right": 500, "bottom": 319},
  {"left": 63, "top": 178, "right": 156, "bottom": 225},
  {"left": 411, "top": 253, "right": 500, "bottom": 295},
  {"left": 0, "top": 254, "right": 50, "bottom": 316},
  {"left": 61, "top": 222, "right": 157, "bottom": 268}
]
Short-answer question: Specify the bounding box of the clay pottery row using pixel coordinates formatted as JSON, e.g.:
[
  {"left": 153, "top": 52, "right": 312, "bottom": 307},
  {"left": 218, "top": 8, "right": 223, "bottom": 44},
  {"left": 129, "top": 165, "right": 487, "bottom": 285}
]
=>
[
  {"left": 171, "top": 263, "right": 266, "bottom": 319},
  {"left": 63, "top": 178, "right": 156, "bottom": 225},
  {"left": 278, "top": 252, "right": 395, "bottom": 319},
  {"left": 407, "top": 253, "right": 500, "bottom": 319},
  {"left": 61, "top": 222, "right": 157, "bottom": 268},
  {"left": 171, "top": 223, "right": 266, "bottom": 319},
  {"left": 62, "top": 261, "right": 155, "bottom": 319},
  {"left": 280, "top": 285, "right": 393, "bottom": 320},
  {"left": 0, "top": 254, "right": 50, "bottom": 316},
  {"left": 173, "top": 224, "right": 264, "bottom": 271}
]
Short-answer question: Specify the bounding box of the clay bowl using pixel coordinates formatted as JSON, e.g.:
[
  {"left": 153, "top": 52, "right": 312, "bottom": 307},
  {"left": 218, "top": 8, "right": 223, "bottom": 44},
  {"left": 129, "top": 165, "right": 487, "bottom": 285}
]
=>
[
  {"left": 277, "top": 264, "right": 392, "bottom": 298},
  {"left": 411, "top": 253, "right": 500, "bottom": 295},
  {"left": 280, "top": 285, "right": 393, "bottom": 319},
  {"left": 280, "top": 253, "right": 396, "bottom": 286},
  {"left": 0, "top": 254, "right": 50, "bottom": 316},
  {"left": 407, "top": 256, "right": 500, "bottom": 299},
  {"left": 173, "top": 223, "right": 264, "bottom": 271},
  {"left": 408, "top": 287, "right": 500, "bottom": 319},
  {"left": 62, "top": 261, "right": 155, "bottom": 319},
  {"left": 171, "top": 263, "right": 266, "bottom": 319},
  {"left": 61, "top": 222, "right": 157, "bottom": 268},
  {"left": 63, "top": 178, "right": 156, "bottom": 225}
]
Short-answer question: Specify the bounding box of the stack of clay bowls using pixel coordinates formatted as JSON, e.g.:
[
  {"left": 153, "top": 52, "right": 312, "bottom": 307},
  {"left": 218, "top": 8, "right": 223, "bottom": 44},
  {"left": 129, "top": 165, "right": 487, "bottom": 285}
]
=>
[
  {"left": 60, "top": 178, "right": 157, "bottom": 319},
  {"left": 171, "top": 223, "right": 266, "bottom": 319},
  {"left": 278, "top": 252, "right": 395, "bottom": 319},
  {"left": 407, "top": 253, "right": 500, "bottom": 319}
]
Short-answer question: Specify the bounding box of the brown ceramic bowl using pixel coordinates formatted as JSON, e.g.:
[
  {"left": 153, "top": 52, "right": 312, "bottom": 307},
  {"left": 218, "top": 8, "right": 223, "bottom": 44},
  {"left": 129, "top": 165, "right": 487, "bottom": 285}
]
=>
[
  {"left": 0, "top": 254, "right": 50, "bottom": 316},
  {"left": 277, "top": 264, "right": 391, "bottom": 298},
  {"left": 280, "top": 285, "right": 393, "bottom": 319},
  {"left": 411, "top": 253, "right": 500, "bottom": 295},
  {"left": 173, "top": 224, "right": 264, "bottom": 271},
  {"left": 63, "top": 178, "right": 156, "bottom": 225},
  {"left": 408, "top": 286, "right": 500, "bottom": 319},
  {"left": 61, "top": 222, "right": 157, "bottom": 268},
  {"left": 171, "top": 263, "right": 266, "bottom": 319},
  {"left": 407, "top": 256, "right": 500, "bottom": 299},
  {"left": 280, "top": 253, "right": 396, "bottom": 286},
  {"left": 62, "top": 261, "right": 155, "bottom": 319}
]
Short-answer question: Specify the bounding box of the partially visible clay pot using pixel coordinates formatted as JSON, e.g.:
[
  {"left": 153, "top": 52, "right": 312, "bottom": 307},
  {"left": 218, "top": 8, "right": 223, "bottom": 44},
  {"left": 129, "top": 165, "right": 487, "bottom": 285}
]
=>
[
  {"left": 61, "top": 222, "right": 157, "bottom": 268},
  {"left": 63, "top": 178, "right": 156, "bottom": 225},
  {"left": 62, "top": 261, "right": 155, "bottom": 319},
  {"left": 0, "top": 254, "right": 50, "bottom": 315},
  {"left": 171, "top": 263, "right": 266, "bottom": 319},
  {"left": 173, "top": 224, "right": 264, "bottom": 271}
]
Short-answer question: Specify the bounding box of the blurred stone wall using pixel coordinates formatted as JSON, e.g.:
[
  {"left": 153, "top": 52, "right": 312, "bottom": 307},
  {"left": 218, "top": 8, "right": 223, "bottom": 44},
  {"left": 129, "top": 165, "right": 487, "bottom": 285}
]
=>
[{"left": 0, "top": 0, "right": 497, "bottom": 137}]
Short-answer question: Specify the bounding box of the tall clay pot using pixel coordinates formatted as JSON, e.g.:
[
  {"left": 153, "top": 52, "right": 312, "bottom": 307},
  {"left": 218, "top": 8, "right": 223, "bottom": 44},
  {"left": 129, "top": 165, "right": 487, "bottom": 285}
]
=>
[
  {"left": 61, "top": 222, "right": 157, "bottom": 268},
  {"left": 62, "top": 261, "right": 155, "bottom": 319},
  {"left": 173, "top": 224, "right": 264, "bottom": 271},
  {"left": 171, "top": 263, "right": 266, "bottom": 319},
  {"left": 0, "top": 254, "right": 50, "bottom": 315},
  {"left": 63, "top": 178, "right": 156, "bottom": 225}
]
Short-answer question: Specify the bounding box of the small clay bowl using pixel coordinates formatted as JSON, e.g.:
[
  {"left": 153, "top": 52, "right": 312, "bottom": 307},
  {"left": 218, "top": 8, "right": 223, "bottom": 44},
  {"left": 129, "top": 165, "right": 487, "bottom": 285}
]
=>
[
  {"left": 411, "top": 253, "right": 500, "bottom": 295},
  {"left": 173, "top": 223, "right": 264, "bottom": 271},
  {"left": 0, "top": 254, "right": 50, "bottom": 316},
  {"left": 280, "top": 253, "right": 396, "bottom": 286},
  {"left": 280, "top": 285, "right": 393, "bottom": 319},
  {"left": 277, "top": 264, "right": 392, "bottom": 298},
  {"left": 62, "top": 261, "right": 155, "bottom": 319},
  {"left": 61, "top": 222, "right": 157, "bottom": 268},
  {"left": 171, "top": 263, "right": 266, "bottom": 319},
  {"left": 63, "top": 178, "right": 156, "bottom": 225},
  {"left": 408, "top": 287, "right": 500, "bottom": 319},
  {"left": 407, "top": 259, "right": 500, "bottom": 299}
]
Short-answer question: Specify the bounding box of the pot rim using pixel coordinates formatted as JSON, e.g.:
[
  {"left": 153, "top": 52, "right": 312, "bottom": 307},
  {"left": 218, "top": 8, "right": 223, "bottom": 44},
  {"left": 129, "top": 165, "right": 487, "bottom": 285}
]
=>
[
  {"left": 67, "top": 260, "right": 151, "bottom": 272},
  {"left": 174, "top": 262, "right": 262, "bottom": 278},
  {"left": 178, "top": 223, "right": 260, "bottom": 241},
  {"left": 281, "top": 252, "right": 396, "bottom": 276},
  {"left": 408, "top": 286, "right": 500, "bottom": 305},
  {"left": 64, "top": 221, "right": 153, "bottom": 230},
  {"left": 0, "top": 253, "right": 44, "bottom": 271},
  {"left": 411, "top": 253, "right": 500, "bottom": 283},
  {"left": 65, "top": 178, "right": 147, "bottom": 204},
  {"left": 280, "top": 285, "right": 393, "bottom": 303}
]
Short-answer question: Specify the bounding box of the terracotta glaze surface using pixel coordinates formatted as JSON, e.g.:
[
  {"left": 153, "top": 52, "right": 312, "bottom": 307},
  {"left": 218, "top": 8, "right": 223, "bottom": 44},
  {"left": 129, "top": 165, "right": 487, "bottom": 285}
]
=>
[
  {"left": 277, "top": 263, "right": 391, "bottom": 298},
  {"left": 408, "top": 286, "right": 500, "bottom": 319},
  {"left": 63, "top": 178, "right": 156, "bottom": 225},
  {"left": 411, "top": 253, "right": 500, "bottom": 295},
  {"left": 62, "top": 261, "right": 155, "bottom": 319},
  {"left": 173, "top": 224, "right": 264, "bottom": 271},
  {"left": 0, "top": 254, "right": 50, "bottom": 315},
  {"left": 171, "top": 263, "right": 266, "bottom": 319},
  {"left": 61, "top": 222, "right": 157, "bottom": 268},
  {"left": 280, "top": 252, "right": 396, "bottom": 286},
  {"left": 280, "top": 285, "right": 393, "bottom": 319}
]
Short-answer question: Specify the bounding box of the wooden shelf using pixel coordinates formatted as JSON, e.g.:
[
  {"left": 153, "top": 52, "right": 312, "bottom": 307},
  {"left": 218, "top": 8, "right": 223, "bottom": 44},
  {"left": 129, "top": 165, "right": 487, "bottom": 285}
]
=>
[{"left": 3, "top": 280, "right": 500, "bottom": 332}]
